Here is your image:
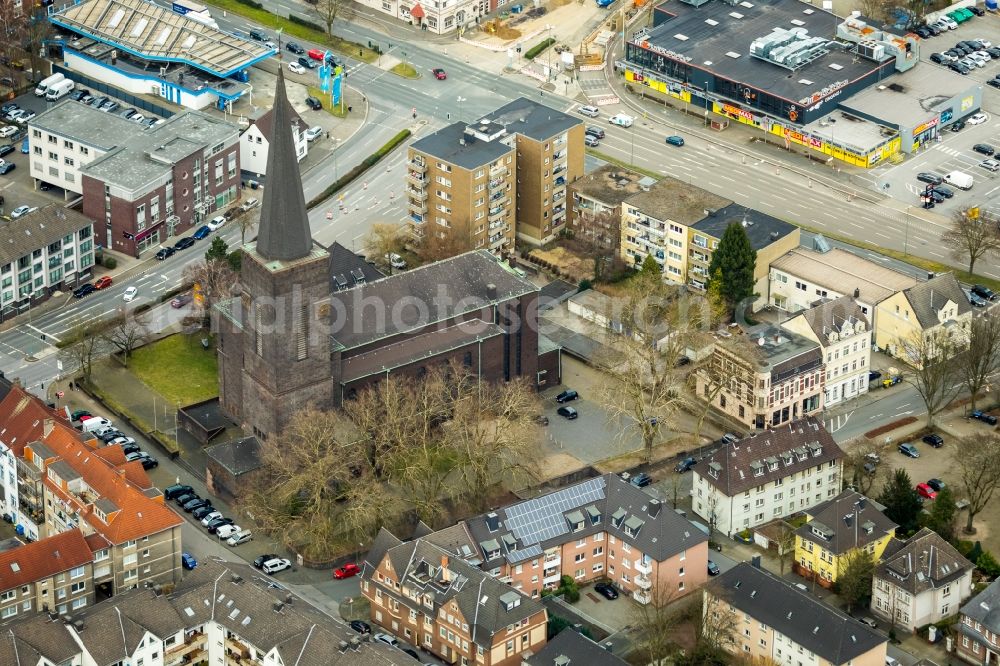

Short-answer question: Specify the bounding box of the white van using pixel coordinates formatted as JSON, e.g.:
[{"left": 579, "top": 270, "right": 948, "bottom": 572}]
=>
[
  {"left": 81, "top": 417, "right": 113, "bottom": 432},
  {"left": 944, "top": 170, "right": 974, "bottom": 190},
  {"left": 45, "top": 79, "right": 75, "bottom": 101},
  {"left": 609, "top": 113, "right": 634, "bottom": 128},
  {"left": 35, "top": 73, "right": 65, "bottom": 97}
]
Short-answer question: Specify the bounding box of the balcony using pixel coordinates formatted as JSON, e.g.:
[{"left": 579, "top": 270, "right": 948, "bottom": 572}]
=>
[
  {"left": 554, "top": 176, "right": 566, "bottom": 187},
  {"left": 166, "top": 633, "right": 206, "bottom": 658},
  {"left": 166, "top": 648, "right": 206, "bottom": 666},
  {"left": 490, "top": 165, "right": 506, "bottom": 178},
  {"left": 542, "top": 571, "right": 562, "bottom": 585},
  {"left": 544, "top": 554, "right": 561, "bottom": 567},
  {"left": 489, "top": 209, "right": 506, "bottom": 224},
  {"left": 408, "top": 188, "right": 428, "bottom": 201},
  {"left": 406, "top": 172, "right": 426, "bottom": 187},
  {"left": 635, "top": 574, "right": 652, "bottom": 590},
  {"left": 689, "top": 251, "right": 709, "bottom": 264},
  {"left": 633, "top": 589, "right": 652, "bottom": 605},
  {"left": 634, "top": 560, "right": 652, "bottom": 575},
  {"left": 408, "top": 200, "right": 427, "bottom": 215},
  {"left": 408, "top": 158, "right": 427, "bottom": 173}
]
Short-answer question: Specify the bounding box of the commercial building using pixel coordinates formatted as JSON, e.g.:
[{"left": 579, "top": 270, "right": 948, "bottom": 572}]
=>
[
  {"left": 0, "top": 204, "right": 95, "bottom": 321},
  {"left": 568, "top": 165, "right": 652, "bottom": 254},
  {"left": 871, "top": 528, "right": 973, "bottom": 632},
  {"left": 874, "top": 273, "right": 972, "bottom": 364},
  {"left": 49, "top": 0, "right": 274, "bottom": 110},
  {"left": 793, "top": 490, "right": 896, "bottom": 587},
  {"left": 239, "top": 104, "right": 309, "bottom": 176},
  {"left": 957, "top": 578, "right": 1000, "bottom": 665},
  {"left": 0, "top": 529, "right": 95, "bottom": 620},
  {"left": 705, "top": 562, "right": 887, "bottom": 666},
  {"left": 353, "top": 0, "right": 486, "bottom": 35},
  {"left": 781, "top": 295, "right": 871, "bottom": 408},
  {"left": 697, "top": 324, "right": 823, "bottom": 432},
  {"left": 691, "top": 417, "right": 844, "bottom": 537},
  {"left": 362, "top": 529, "right": 549, "bottom": 666}
]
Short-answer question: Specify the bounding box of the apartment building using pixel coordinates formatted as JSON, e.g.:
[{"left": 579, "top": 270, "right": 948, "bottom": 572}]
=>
[
  {"left": 874, "top": 273, "right": 972, "bottom": 364},
  {"left": 406, "top": 121, "right": 517, "bottom": 256},
  {"left": 781, "top": 296, "right": 872, "bottom": 408},
  {"left": 490, "top": 98, "right": 584, "bottom": 246},
  {"left": 0, "top": 379, "right": 184, "bottom": 596},
  {"left": 362, "top": 530, "right": 549, "bottom": 666},
  {"left": 957, "top": 578, "right": 1000, "bottom": 665},
  {"left": 240, "top": 103, "right": 308, "bottom": 175},
  {"left": 687, "top": 205, "right": 798, "bottom": 296},
  {"left": 0, "top": 559, "right": 403, "bottom": 666},
  {"left": 525, "top": 629, "right": 629, "bottom": 666},
  {"left": 697, "top": 324, "right": 823, "bottom": 431},
  {"left": 81, "top": 110, "right": 241, "bottom": 257},
  {"left": 0, "top": 529, "right": 95, "bottom": 621},
  {"left": 0, "top": 204, "right": 95, "bottom": 322},
  {"left": 568, "top": 165, "right": 650, "bottom": 254},
  {"left": 767, "top": 236, "right": 917, "bottom": 319},
  {"left": 705, "top": 562, "right": 887, "bottom": 666},
  {"left": 871, "top": 528, "right": 973, "bottom": 632},
  {"left": 691, "top": 417, "right": 844, "bottom": 537},
  {"left": 793, "top": 490, "right": 896, "bottom": 587}
]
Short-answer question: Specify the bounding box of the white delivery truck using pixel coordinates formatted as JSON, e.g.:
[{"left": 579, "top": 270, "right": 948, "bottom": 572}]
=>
[
  {"left": 943, "top": 170, "right": 974, "bottom": 190},
  {"left": 45, "top": 79, "right": 75, "bottom": 101},
  {"left": 609, "top": 113, "right": 634, "bottom": 127},
  {"left": 34, "top": 72, "right": 65, "bottom": 97}
]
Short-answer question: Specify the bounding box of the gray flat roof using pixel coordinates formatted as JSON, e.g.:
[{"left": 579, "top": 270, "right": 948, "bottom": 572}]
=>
[
  {"left": 486, "top": 97, "right": 582, "bottom": 142},
  {"left": 411, "top": 122, "right": 513, "bottom": 171},
  {"left": 839, "top": 65, "right": 973, "bottom": 129},
  {"left": 692, "top": 204, "right": 797, "bottom": 249},
  {"left": 30, "top": 100, "right": 144, "bottom": 150},
  {"left": 802, "top": 111, "right": 896, "bottom": 152},
  {"left": 641, "top": 0, "right": 882, "bottom": 104},
  {"left": 0, "top": 205, "right": 93, "bottom": 268}
]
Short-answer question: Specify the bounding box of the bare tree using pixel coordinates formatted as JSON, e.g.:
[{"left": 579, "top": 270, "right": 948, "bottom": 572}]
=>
[
  {"left": 843, "top": 436, "right": 893, "bottom": 496},
  {"left": 59, "top": 323, "right": 107, "bottom": 384},
  {"left": 956, "top": 434, "right": 1000, "bottom": 534},
  {"left": 182, "top": 257, "right": 238, "bottom": 312},
  {"left": 631, "top": 582, "right": 685, "bottom": 666},
  {"left": 363, "top": 222, "right": 408, "bottom": 273},
  {"left": 898, "top": 331, "right": 961, "bottom": 426},
  {"left": 236, "top": 208, "right": 257, "bottom": 246},
  {"left": 101, "top": 311, "right": 149, "bottom": 368},
  {"left": 691, "top": 333, "right": 757, "bottom": 440},
  {"left": 416, "top": 223, "right": 471, "bottom": 263},
  {"left": 956, "top": 311, "right": 1000, "bottom": 411},
  {"left": 775, "top": 521, "right": 796, "bottom": 575},
  {"left": 857, "top": 0, "right": 890, "bottom": 22},
  {"left": 694, "top": 591, "right": 739, "bottom": 664},
  {"left": 311, "top": 0, "right": 349, "bottom": 36},
  {"left": 942, "top": 209, "right": 1000, "bottom": 276}
]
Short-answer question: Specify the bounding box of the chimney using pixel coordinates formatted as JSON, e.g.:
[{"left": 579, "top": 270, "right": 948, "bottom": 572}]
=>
[
  {"left": 73, "top": 620, "right": 84, "bottom": 631},
  {"left": 927, "top": 271, "right": 935, "bottom": 280},
  {"left": 440, "top": 555, "right": 451, "bottom": 582},
  {"left": 751, "top": 555, "right": 761, "bottom": 569},
  {"left": 854, "top": 288, "right": 860, "bottom": 298},
  {"left": 486, "top": 284, "right": 497, "bottom": 300},
  {"left": 43, "top": 418, "right": 54, "bottom": 438}
]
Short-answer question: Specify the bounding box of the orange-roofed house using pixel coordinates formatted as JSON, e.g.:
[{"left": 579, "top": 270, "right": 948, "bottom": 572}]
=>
[{"left": 0, "top": 528, "right": 95, "bottom": 620}]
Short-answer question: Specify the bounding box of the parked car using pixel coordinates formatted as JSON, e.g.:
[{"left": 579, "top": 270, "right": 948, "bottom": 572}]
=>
[
  {"left": 707, "top": 560, "right": 720, "bottom": 576},
  {"left": 73, "top": 283, "right": 96, "bottom": 298},
  {"left": 350, "top": 620, "right": 372, "bottom": 634},
  {"left": 155, "top": 246, "right": 175, "bottom": 260},
  {"left": 174, "top": 492, "right": 198, "bottom": 506},
  {"left": 262, "top": 558, "right": 292, "bottom": 574},
  {"left": 200, "top": 511, "right": 223, "bottom": 526},
  {"left": 917, "top": 172, "right": 943, "bottom": 185},
  {"left": 10, "top": 205, "right": 34, "bottom": 219},
  {"left": 171, "top": 294, "right": 193, "bottom": 308},
  {"left": 968, "top": 289, "right": 988, "bottom": 308},
  {"left": 254, "top": 554, "right": 280, "bottom": 569},
  {"left": 859, "top": 617, "right": 878, "bottom": 629},
  {"left": 206, "top": 516, "right": 235, "bottom": 532},
  {"left": 555, "top": 389, "right": 579, "bottom": 403},
  {"left": 173, "top": 237, "right": 196, "bottom": 250},
  {"left": 94, "top": 276, "right": 113, "bottom": 289},
  {"left": 181, "top": 553, "right": 198, "bottom": 570},
  {"left": 215, "top": 523, "right": 241, "bottom": 539},
  {"left": 557, "top": 406, "right": 578, "bottom": 420},
  {"left": 630, "top": 472, "right": 652, "bottom": 487},
  {"left": 584, "top": 134, "right": 600, "bottom": 147},
  {"left": 969, "top": 112, "right": 989, "bottom": 125},
  {"left": 285, "top": 42, "right": 305, "bottom": 54},
  {"left": 0, "top": 125, "right": 17, "bottom": 138},
  {"left": 972, "top": 144, "right": 993, "bottom": 156},
  {"left": 928, "top": 478, "right": 946, "bottom": 492},
  {"left": 721, "top": 432, "right": 740, "bottom": 445},
  {"left": 868, "top": 370, "right": 882, "bottom": 382},
  {"left": 898, "top": 443, "right": 920, "bottom": 458},
  {"left": 287, "top": 61, "right": 306, "bottom": 75},
  {"left": 971, "top": 410, "right": 998, "bottom": 425},
  {"left": 932, "top": 185, "right": 954, "bottom": 198},
  {"left": 0, "top": 145, "right": 13, "bottom": 158},
  {"left": 304, "top": 126, "right": 323, "bottom": 141},
  {"left": 594, "top": 582, "right": 618, "bottom": 600},
  {"left": 972, "top": 284, "right": 996, "bottom": 301},
  {"left": 922, "top": 433, "right": 944, "bottom": 448},
  {"left": 192, "top": 225, "right": 211, "bottom": 240},
  {"left": 585, "top": 126, "right": 605, "bottom": 139},
  {"left": 333, "top": 563, "right": 361, "bottom": 579},
  {"left": 227, "top": 530, "right": 252, "bottom": 546},
  {"left": 192, "top": 505, "right": 217, "bottom": 520},
  {"left": 0, "top": 162, "right": 14, "bottom": 175},
  {"left": 164, "top": 484, "right": 193, "bottom": 500},
  {"left": 979, "top": 159, "right": 1000, "bottom": 172},
  {"left": 70, "top": 409, "right": 92, "bottom": 422},
  {"left": 675, "top": 457, "right": 697, "bottom": 473},
  {"left": 385, "top": 253, "right": 406, "bottom": 269},
  {"left": 305, "top": 96, "right": 322, "bottom": 111},
  {"left": 182, "top": 496, "right": 210, "bottom": 512},
  {"left": 916, "top": 482, "right": 938, "bottom": 500}
]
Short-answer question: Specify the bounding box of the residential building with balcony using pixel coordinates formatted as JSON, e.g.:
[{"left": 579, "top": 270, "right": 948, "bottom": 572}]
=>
[
  {"left": 489, "top": 98, "right": 584, "bottom": 246},
  {"left": 696, "top": 324, "right": 823, "bottom": 432},
  {"left": 705, "top": 562, "right": 887, "bottom": 666},
  {"left": 781, "top": 296, "right": 872, "bottom": 408},
  {"left": 568, "top": 165, "right": 651, "bottom": 255},
  {"left": 406, "top": 120, "right": 517, "bottom": 256},
  {"left": 871, "top": 528, "right": 973, "bottom": 632},
  {"left": 957, "top": 578, "right": 1000, "bottom": 665},
  {"left": 0, "top": 204, "right": 95, "bottom": 323},
  {"left": 362, "top": 530, "right": 548, "bottom": 666},
  {"left": 690, "top": 417, "right": 844, "bottom": 537},
  {"left": 874, "top": 272, "right": 972, "bottom": 365},
  {"left": 686, "top": 205, "right": 799, "bottom": 297},
  {"left": 0, "top": 528, "right": 95, "bottom": 621},
  {"left": 793, "top": 490, "right": 896, "bottom": 587}
]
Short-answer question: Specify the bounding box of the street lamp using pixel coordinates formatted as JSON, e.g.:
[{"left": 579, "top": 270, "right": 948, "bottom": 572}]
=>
[{"left": 457, "top": 96, "right": 467, "bottom": 120}]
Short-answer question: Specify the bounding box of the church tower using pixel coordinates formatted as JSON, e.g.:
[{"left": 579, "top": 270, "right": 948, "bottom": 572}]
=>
[{"left": 216, "top": 70, "right": 334, "bottom": 440}]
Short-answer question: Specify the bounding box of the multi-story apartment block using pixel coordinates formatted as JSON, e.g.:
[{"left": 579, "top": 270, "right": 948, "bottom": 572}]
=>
[
  {"left": 691, "top": 417, "right": 844, "bottom": 537},
  {"left": 697, "top": 324, "right": 823, "bottom": 431},
  {"left": 0, "top": 559, "right": 402, "bottom": 666},
  {"left": 871, "top": 528, "right": 973, "bottom": 632},
  {"left": 874, "top": 272, "right": 972, "bottom": 364},
  {"left": 686, "top": 205, "right": 798, "bottom": 296},
  {"left": 705, "top": 562, "right": 887, "bottom": 666},
  {"left": 363, "top": 530, "right": 548, "bottom": 666},
  {"left": 0, "top": 204, "right": 95, "bottom": 322},
  {"left": 781, "top": 296, "right": 872, "bottom": 408},
  {"left": 407, "top": 121, "right": 517, "bottom": 256},
  {"left": 81, "top": 110, "right": 241, "bottom": 257},
  {"left": 0, "top": 529, "right": 95, "bottom": 621},
  {"left": 526, "top": 629, "right": 629, "bottom": 666},
  {"left": 793, "top": 490, "right": 896, "bottom": 587},
  {"left": 0, "top": 378, "right": 184, "bottom": 596},
  {"left": 568, "top": 165, "right": 650, "bottom": 254},
  {"left": 957, "top": 578, "right": 1000, "bottom": 665}
]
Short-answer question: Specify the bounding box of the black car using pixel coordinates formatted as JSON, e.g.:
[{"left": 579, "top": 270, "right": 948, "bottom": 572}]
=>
[
  {"left": 155, "top": 246, "right": 175, "bottom": 260},
  {"left": 555, "top": 389, "right": 579, "bottom": 403},
  {"left": 192, "top": 504, "right": 217, "bottom": 520},
  {"left": 932, "top": 185, "right": 954, "bottom": 198},
  {"left": 401, "top": 648, "right": 420, "bottom": 660},
  {"left": 707, "top": 560, "right": 721, "bottom": 576},
  {"left": 557, "top": 406, "right": 578, "bottom": 420},
  {"left": 970, "top": 5, "right": 985, "bottom": 15},
  {"left": 630, "top": 472, "right": 652, "bottom": 487},
  {"left": 930, "top": 52, "right": 947, "bottom": 64},
  {"left": 69, "top": 88, "right": 89, "bottom": 101},
  {"left": 305, "top": 96, "right": 322, "bottom": 110},
  {"left": 207, "top": 517, "right": 235, "bottom": 533},
  {"left": 594, "top": 582, "right": 619, "bottom": 600},
  {"left": 928, "top": 478, "right": 946, "bottom": 492},
  {"left": 974, "top": 143, "right": 996, "bottom": 156},
  {"left": 972, "top": 410, "right": 998, "bottom": 426},
  {"left": 297, "top": 56, "right": 318, "bottom": 70},
  {"left": 173, "top": 237, "right": 196, "bottom": 250},
  {"left": 174, "top": 492, "right": 198, "bottom": 506},
  {"left": 585, "top": 126, "right": 605, "bottom": 139},
  {"left": 350, "top": 620, "right": 372, "bottom": 634},
  {"left": 137, "top": 455, "right": 158, "bottom": 469},
  {"left": 951, "top": 120, "right": 966, "bottom": 132},
  {"left": 89, "top": 96, "right": 107, "bottom": 108},
  {"left": 991, "top": 78, "right": 1000, "bottom": 90},
  {"left": 675, "top": 456, "right": 697, "bottom": 473},
  {"left": 254, "top": 553, "right": 280, "bottom": 569},
  {"left": 182, "top": 496, "right": 209, "bottom": 512},
  {"left": 164, "top": 484, "right": 194, "bottom": 500},
  {"left": 916, "top": 27, "right": 932, "bottom": 39},
  {"left": 928, "top": 190, "right": 946, "bottom": 203},
  {"left": 922, "top": 433, "right": 944, "bottom": 448},
  {"left": 950, "top": 62, "right": 971, "bottom": 74},
  {"left": 73, "top": 283, "right": 96, "bottom": 298},
  {"left": 926, "top": 23, "right": 943, "bottom": 35},
  {"left": 988, "top": 47, "right": 1000, "bottom": 58},
  {"left": 98, "top": 429, "right": 125, "bottom": 443},
  {"left": 0, "top": 163, "right": 14, "bottom": 175},
  {"left": 868, "top": 370, "right": 882, "bottom": 382},
  {"left": 972, "top": 284, "right": 996, "bottom": 301},
  {"left": 917, "top": 172, "right": 943, "bottom": 185},
  {"left": 286, "top": 42, "right": 305, "bottom": 54},
  {"left": 121, "top": 442, "right": 141, "bottom": 455}
]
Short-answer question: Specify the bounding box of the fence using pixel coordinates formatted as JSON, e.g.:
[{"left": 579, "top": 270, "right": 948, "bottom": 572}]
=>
[{"left": 52, "top": 65, "right": 177, "bottom": 119}]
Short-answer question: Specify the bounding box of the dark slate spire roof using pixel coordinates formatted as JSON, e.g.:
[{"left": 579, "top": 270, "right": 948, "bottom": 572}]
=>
[{"left": 255, "top": 69, "right": 312, "bottom": 262}]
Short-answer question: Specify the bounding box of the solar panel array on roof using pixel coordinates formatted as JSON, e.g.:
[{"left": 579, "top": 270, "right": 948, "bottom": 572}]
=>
[
  {"left": 503, "top": 476, "right": 606, "bottom": 546},
  {"left": 506, "top": 544, "right": 543, "bottom": 565}
]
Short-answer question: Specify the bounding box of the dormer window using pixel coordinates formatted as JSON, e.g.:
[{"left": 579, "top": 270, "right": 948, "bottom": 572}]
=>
[
  {"left": 751, "top": 461, "right": 764, "bottom": 477},
  {"left": 708, "top": 462, "right": 722, "bottom": 480},
  {"left": 611, "top": 508, "right": 627, "bottom": 529},
  {"left": 480, "top": 539, "right": 501, "bottom": 560},
  {"left": 623, "top": 516, "right": 645, "bottom": 538},
  {"left": 765, "top": 456, "right": 778, "bottom": 472},
  {"left": 586, "top": 505, "right": 602, "bottom": 525},
  {"left": 565, "top": 510, "right": 585, "bottom": 532}
]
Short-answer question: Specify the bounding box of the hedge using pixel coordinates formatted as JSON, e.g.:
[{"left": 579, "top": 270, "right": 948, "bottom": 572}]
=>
[
  {"left": 524, "top": 37, "right": 556, "bottom": 60},
  {"left": 306, "top": 129, "right": 411, "bottom": 208},
  {"left": 288, "top": 13, "right": 324, "bottom": 32},
  {"left": 233, "top": 0, "right": 262, "bottom": 7}
]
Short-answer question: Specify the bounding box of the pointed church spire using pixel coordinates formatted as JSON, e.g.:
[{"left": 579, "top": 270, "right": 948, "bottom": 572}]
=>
[{"left": 255, "top": 68, "right": 313, "bottom": 262}]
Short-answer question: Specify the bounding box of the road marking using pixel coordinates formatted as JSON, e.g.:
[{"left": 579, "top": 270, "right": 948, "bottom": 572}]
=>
[
  {"left": 874, "top": 232, "right": 891, "bottom": 240},
  {"left": 24, "top": 324, "right": 59, "bottom": 344}
]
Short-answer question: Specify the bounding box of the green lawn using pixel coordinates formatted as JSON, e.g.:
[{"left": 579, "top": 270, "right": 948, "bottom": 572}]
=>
[
  {"left": 390, "top": 62, "right": 419, "bottom": 79},
  {"left": 130, "top": 334, "right": 219, "bottom": 405},
  {"left": 306, "top": 86, "right": 348, "bottom": 118}
]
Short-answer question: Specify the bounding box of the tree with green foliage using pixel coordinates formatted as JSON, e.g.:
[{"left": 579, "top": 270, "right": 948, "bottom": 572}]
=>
[
  {"left": 226, "top": 250, "right": 242, "bottom": 273},
  {"left": 878, "top": 469, "right": 923, "bottom": 534},
  {"left": 924, "top": 485, "right": 957, "bottom": 544},
  {"left": 978, "top": 551, "right": 1000, "bottom": 578},
  {"left": 707, "top": 222, "right": 757, "bottom": 306},
  {"left": 639, "top": 253, "right": 661, "bottom": 277},
  {"left": 205, "top": 236, "right": 228, "bottom": 263},
  {"left": 837, "top": 549, "right": 875, "bottom": 613}
]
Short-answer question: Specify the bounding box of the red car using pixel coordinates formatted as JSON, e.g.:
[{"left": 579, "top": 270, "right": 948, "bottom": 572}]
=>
[
  {"left": 432, "top": 68, "right": 447, "bottom": 80},
  {"left": 307, "top": 48, "right": 324, "bottom": 61},
  {"left": 916, "top": 483, "right": 938, "bottom": 500},
  {"left": 94, "top": 276, "right": 113, "bottom": 289},
  {"left": 333, "top": 563, "right": 360, "bottom": 579}
]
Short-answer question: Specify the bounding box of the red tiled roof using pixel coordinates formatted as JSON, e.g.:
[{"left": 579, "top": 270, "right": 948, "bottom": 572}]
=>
[
  {"left": 410, "top": 3, "right": 424, "bottom": 18},
  {"left": 0, "top": 529, "right": 93, "bottom": 593},
  {"left": 0, "top": 386, "right": 181, "bottom": 545},
  {"left": 84, "top": 533, "right": 111, "bottom": 553}
]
